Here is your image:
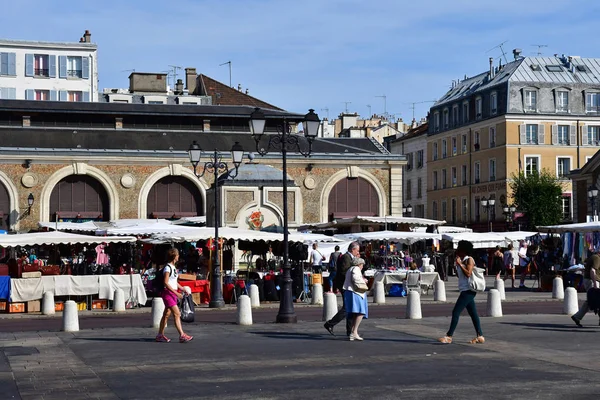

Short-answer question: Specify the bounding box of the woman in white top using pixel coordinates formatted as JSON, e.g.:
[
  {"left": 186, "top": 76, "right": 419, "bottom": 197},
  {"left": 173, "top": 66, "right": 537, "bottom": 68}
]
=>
[
  {"left": 156, "top": 248, "right": 193, "bottom": 343},
  {"left": 438, "top": 240, "right": 484, "bottom": 344},
  {"left": 343, "top": 257, "right": 369, "bottom": 341}
]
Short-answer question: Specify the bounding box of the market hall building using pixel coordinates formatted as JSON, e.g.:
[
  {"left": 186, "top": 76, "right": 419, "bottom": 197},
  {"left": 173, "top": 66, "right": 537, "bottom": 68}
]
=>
[{"left": 0, "top": 99, "right": 406, "bottom": 232}]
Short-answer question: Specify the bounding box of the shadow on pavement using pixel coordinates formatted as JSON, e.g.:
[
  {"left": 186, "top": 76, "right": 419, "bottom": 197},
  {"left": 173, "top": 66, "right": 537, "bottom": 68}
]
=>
[
  {"left": 75, "top": 337, "right": 156, "bottom": 343},
  {"left": 248, "top": 331, "right": 431, "bottom": 344},
  {"left": 499, "top": 321, "right": 600, "bottom": 333}
]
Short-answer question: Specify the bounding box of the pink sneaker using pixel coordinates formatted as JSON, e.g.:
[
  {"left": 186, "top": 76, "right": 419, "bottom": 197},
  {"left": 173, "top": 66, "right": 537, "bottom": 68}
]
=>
[
  {"left": 179, "top": 334, "right": 193, "bottom": 343},
  {"left": 155, "top": 334, "right": 171, "bottom": 343}
]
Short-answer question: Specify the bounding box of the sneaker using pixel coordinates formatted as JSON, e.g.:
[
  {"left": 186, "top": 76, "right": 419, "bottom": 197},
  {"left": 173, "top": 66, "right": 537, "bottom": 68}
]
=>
[
  {"left": 179, "top": 334, "right": 193, "bottom": 343},
  {"left": 571, "top": 315, "right": 582, "bottom": 327},
  {"left": 155, "top": 334, "right": 171, "bottom": 343},
  {"left": 323, "top": 323, "right": 334, "bottom": 336}
]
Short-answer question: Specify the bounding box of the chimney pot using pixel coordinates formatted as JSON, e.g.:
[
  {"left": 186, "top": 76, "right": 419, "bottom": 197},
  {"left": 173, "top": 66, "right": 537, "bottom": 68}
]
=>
[
  {"left": 237, "top": 84, "right": 242, "bottom": 91},
  {"left": 513, "top": 48, "right": 522, "bottom": 60}
]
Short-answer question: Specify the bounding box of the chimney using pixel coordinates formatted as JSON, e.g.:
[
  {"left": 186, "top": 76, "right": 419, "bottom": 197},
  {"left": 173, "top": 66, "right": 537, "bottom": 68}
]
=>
[
  {"left": 489, "top": 57, "right": 494, "bottom": 79},
  {"left": 245, "top": 88, "right": 249, "bottom": 95},
  {"left": 237, "top": 84, "right": 242, "bottom": 92},
  {"left": 174, "top": 79, "right": 184, "bottom": 95},
  {"left": 513, "top": 48, "right": 522, "bottom": 60},
  {"left": 185, "top": 68, "right": 197, "bottom": 94},
  {"left": 83, "top": 30, "right": 91, "bottom": 43}
]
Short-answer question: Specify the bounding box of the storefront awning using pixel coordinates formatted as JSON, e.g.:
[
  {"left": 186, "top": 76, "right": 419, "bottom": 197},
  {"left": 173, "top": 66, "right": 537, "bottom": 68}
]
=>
[{"left": 0, "top": 231, "right": 136, "bottom": 247}]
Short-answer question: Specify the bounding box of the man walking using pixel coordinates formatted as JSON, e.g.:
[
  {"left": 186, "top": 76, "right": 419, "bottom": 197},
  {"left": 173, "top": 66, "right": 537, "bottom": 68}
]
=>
[
  {"left": 571, "top": 253, "right": 600, "bottom": 327},
  {"left": 327, "top": 245, "right": 341, "bottom": 293},
  {"left": 324, "top": 241, "right": 360, "bottom": 336}
]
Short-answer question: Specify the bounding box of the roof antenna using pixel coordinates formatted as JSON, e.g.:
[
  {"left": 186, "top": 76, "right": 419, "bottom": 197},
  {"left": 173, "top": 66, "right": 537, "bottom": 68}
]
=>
[
  {"left": 219, "top": 61, "right": 232, "bottom": 87},
  {"left": 487, "top": 40, "right": 509, "bottom": 64},
  {"left": 375, "top": 95, "right": 387, "bottom": 118},
  {"left": 531, "top": 44, "right": 548, "bottom": 56},
  {"left": 342, "top": 101, "right": 352, "bottom": 113},
  {"left": 168, "top": 65, "right": 182, "bottom": 89},
  {"left": 320, "top": 107, "right": 329, "bottom": 119}
]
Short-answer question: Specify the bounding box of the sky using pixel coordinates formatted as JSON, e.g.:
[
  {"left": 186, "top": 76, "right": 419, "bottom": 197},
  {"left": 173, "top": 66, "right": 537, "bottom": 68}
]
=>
[{"left": 3, "top": 0, "right": 600, "bottom": 123}]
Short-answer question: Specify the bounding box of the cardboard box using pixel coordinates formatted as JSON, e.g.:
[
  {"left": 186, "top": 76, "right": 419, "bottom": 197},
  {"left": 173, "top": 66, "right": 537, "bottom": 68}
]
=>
[
  {"left": 92, "top": 299, "right": 108, "bottom": 310},
  {"left": 27, "top": 300, "right": 41, "bottom": 313},
  {"left": 178, "top": 273, "right": 196, "bottom": 281},
  {"left": 22, "top": 271, "right": 42, "bottom": 279},
  {"left": 192, "top": 292, "right": 201, "bottom": 305},
  {"left": 8, "top": 302, "right": 25, "bottom": 313}
]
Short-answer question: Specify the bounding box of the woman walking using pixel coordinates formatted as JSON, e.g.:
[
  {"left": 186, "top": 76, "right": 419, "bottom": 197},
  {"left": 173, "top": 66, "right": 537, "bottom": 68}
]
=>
[
  {"left": 438, "top": 240, "right": 484, "bottom": 344},
  {"left": 343, "top": 257, "right": 369, "bottom": 341},
  {"left": 156, "top": 248, "right": 194, "bottom": 343}
]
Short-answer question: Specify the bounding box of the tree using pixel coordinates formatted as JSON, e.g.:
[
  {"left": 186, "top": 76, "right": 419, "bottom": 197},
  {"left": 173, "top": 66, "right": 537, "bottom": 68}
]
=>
[{"left": 509, "top": 169, "right": 564, "bottom": 230}]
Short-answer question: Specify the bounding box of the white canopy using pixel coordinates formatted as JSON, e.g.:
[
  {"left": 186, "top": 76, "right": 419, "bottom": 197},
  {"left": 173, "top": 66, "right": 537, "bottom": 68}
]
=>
[
  {"left": 299, "top": 215, "right": 446, "bottom": 230},
  {"left": 38, "top": 221, "right": 99, "bottom": 232},
  {"left": 152, "top": 227, "right": 283, "bottom": 243},
  {"left": 99, "top": 222, "right": 200, "bottom": 236},
  {"left": 442, "top": 231, "right": 540, "bottom": 249},
  {"left": 414, "top": 226, "right": 473, "bottom": 233},
  {"left": 0, "top": 231, "right": 136, "bottom": 247},
  {"left": 171, "top": 216, "right": 207, "bottom": 225},
  {"left": 288, "top": 231, "right": 343, "bottom": 244},
  {"left": 336, "top": 230, "right": 441, "bottom": 244},
  {"left": 538, "top": 221, "right": 600, "bottom": 233}
]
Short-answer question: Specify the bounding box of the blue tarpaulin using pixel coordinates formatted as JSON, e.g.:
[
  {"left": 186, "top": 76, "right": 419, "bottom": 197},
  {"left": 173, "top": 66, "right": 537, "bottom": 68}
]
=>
[{"left": 0, "top": 276, "right": 10, "bottom": 300}]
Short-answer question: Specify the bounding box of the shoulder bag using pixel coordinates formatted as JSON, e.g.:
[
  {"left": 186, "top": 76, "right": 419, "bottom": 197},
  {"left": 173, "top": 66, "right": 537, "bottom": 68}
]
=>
[
  {"left": 468, "top": 263, "right": 486, "bottom": 292},
  {"left": 350, "top": 267, "right": 369, "bottom": 293}
]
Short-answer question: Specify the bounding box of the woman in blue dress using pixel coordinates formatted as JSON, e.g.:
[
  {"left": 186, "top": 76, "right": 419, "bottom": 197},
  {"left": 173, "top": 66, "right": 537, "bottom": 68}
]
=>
[{"left": 343, "top": 257, "right": 369, "bottom": 341}]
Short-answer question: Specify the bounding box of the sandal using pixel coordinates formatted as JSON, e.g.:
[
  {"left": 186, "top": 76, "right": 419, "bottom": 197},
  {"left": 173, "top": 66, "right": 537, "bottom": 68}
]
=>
[
  {"left": 438, "top": 336, "right": 452, "bottom": 344},
  {"left": 468, "top": 336, "right": 485, "bottom": 344}
]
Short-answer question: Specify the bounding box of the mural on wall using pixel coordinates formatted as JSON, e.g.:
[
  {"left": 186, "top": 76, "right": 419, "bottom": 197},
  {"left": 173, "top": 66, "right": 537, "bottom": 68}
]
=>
[
  {"left": 246, "top": 210, "right": 265, "bottom": 230},
  {"left": 241, "top": 207, "right": 281, "bottom": 231}
]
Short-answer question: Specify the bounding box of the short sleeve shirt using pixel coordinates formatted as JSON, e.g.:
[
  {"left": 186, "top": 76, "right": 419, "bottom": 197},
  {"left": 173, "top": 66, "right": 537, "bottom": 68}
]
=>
[
  {"left": 518, "top": 247, "right": 528, "bottom": 267},
  {"left": 163, "top": 264, "right": 178, "bottom": 291}
]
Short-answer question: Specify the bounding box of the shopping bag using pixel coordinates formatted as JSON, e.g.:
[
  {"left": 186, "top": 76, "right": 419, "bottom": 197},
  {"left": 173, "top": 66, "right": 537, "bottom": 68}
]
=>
[{"left": 180, "top": 293, "right": 195, "bottom": 323}]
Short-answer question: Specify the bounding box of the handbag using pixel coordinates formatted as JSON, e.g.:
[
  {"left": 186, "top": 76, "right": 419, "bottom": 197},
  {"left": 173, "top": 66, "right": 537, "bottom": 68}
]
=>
[
  {"left": 350, "top": 267, "right": 369, "bottom": 293},
  {"left": 468, "top": 266, "right": 486, "bottom": 292}
]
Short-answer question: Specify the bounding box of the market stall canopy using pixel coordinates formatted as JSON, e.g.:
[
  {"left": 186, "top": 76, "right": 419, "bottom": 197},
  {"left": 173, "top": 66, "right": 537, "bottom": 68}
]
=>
[
  {"left": 442, "top": 231, "right": 540, "bottom": 249},
  {"left": 298, "top": 216, "right": 446, "bottom": 231},
  {"left": 97, "top": 221, "right": 201, "bottom": 236},
  {"left": 38, "top": 221, "right": 99, "bottom": 232},
  {"left": 336, "top": 230, "right": 441, "bottom": 244},
  {"left": 288, "top": 231, "right": 343, "bottom": 243},
  {"left": 0, "top": 231, "right": 136, "bottom": 247},
  {"left": 151, "top": 227, "right": 284, "bottom": 243},
  {"left": 414, "top": 226, "right": 473, "bottom": 233},
  {"left": 171, "top": 216, "right": 207, "bottom": 225},
  {"left": 537, "top": 221, "right": 600, "bottom": 233}
]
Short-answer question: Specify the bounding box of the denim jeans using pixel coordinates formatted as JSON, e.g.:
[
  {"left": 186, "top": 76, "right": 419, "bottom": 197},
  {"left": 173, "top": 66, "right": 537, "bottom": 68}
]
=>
[
  {"left": 328, "top": 270, "right": 336, "bottom": 291},
  {"left": 447, "top": 290, "right": 483, "bottom": 337}
]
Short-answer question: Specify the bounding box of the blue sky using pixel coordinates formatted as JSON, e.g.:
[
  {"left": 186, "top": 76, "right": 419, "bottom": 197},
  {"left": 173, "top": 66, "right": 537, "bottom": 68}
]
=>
[{"left": 3, "top": 0, "right": 600, "bottom": 123}]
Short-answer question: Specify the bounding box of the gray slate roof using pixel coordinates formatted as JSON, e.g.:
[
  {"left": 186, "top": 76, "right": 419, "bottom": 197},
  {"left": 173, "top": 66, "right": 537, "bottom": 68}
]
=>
[{"left": 218, "top": 163, "right": 294, "bottom": 184}]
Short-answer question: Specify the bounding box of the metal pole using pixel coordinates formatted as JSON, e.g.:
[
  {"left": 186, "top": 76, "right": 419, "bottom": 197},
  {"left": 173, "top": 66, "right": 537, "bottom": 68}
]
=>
[
  {"left": 210, "top": 150, "right": 225, "bottom": 308},
  {"left": 276, "top": 120, "right": 297, "bottom": 323}
]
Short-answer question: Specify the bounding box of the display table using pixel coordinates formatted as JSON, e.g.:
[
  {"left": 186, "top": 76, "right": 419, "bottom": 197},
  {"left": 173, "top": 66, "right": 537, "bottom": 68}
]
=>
[
  {"left": 179, "top": 280, "right": 210, "bottom": 304},
  {"left": 373, "top": 271, "right": 439, "bottom": 294}
]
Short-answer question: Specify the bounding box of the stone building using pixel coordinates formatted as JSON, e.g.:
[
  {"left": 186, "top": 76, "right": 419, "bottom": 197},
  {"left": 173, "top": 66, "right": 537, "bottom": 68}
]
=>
[{"left": 0, "top": 99, "right": 405, "bottom": 232}]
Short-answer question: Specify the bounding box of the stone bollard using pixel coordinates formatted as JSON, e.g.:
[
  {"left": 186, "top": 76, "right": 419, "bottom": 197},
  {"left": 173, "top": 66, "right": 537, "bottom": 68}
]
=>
[
  {"left": 494, "top": 278, "right": 506, "bottom": 301},
  {"left": 552, "top": 277, "right": 564, "bottom": 300},
  {"left": 249, "top": 284, "right": 260, "bottom": 308},
  {"left": 486, "top": 288, "right": 503, "bottom": 317},
  {"left": 113, "top": 288, "right": 126, "bottom": 312},
  {"left": 433, "top": 280, "right": 446, "bottom": 302},
  {"left": 236, "top": 295, "right": 252, "bottom": 325},
  {"left": 406, "top": 290, "right": 422, "bottom": 319},
  {"left": 311, "top": 283, "right": 324, "bottom": 305},
  {"left": 42, "top": 291, "right": 55, "bottom": 315},
  {"left": 563, "top": 287, "right": 578, "bottom": 315},
  {"left": 373, "top": 281, "right": 386, "bottom": 304},
  {"left": 323, "top": 292, "right": 338, "bottom": 321},
  {"left": 151, "top": 297, "right": 165, "bottom": 330},
  {"left": 62, "top": 300, "right": 79, "bottom": 332}
]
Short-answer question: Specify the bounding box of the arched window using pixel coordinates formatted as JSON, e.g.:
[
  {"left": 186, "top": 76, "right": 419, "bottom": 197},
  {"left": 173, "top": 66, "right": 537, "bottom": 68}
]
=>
[
  {"left": 147, "top": 176, "right": 203, "bottom": 219},
  {"left": 49, "top": 175, "right": 109, "bottom": 221},
  {"left": 327, "top": 177, "right": 379, "bottom": 220}
]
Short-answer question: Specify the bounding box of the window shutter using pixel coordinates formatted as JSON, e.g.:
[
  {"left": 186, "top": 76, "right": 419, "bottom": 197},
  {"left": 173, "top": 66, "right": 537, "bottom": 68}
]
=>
[
  {"left": 59, "top": 90, "right": 67, "bottom": 101},
  {"left": 538, "top": 124, "right": 545, "bottom": 144},
  {"left": 25, "top": 89, "right": 34, "bottom": 100},
  {"left": 50, "top": 90, "right": 57, "bottom": 101},
  {"left": 551, "top": 125, "right": 558, "bottom": 144},
  {"left": 570, "top": 125, "right": 577, "bottom": 146},
  {"left": 8, "top": 53, "right": 16, "bottom": 76},
  {"left": 82, "top": 91, "right": 90, "bottom": 102},
  {"left": 48, "top": 55, "right": 57, "bottom": 78},
  {"left": 82, "top": 57, "right": 89, "bottom": 79},
  {"left": 58, "top": 56, "right": 67, "bottom": 78},
  {"left": 581, "top": 124, "right": 588, "bottom": 146},
  {"left": 519, "top": 124, "right": 526, "bottom": 144},
  {"left": 25, "top": 54, "right": 34, "bottom": 77},
  {"left": 0, "top": 53, "right": 8, "bottom": 75}
]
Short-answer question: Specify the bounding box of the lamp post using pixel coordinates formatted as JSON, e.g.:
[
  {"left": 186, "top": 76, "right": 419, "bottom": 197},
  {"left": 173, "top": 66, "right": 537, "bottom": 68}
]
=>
[
  {"left": 249, "top": 107, "right": 320, "bottom": 323},
  {"left": 188, "top": 141, "right": 244, "bottom": 308},
  {"left": 402, "top": 204, "right": 412, "bottom": 217},
  {"left": 588, "top": 186, "right": 599, "bottom": 221},
  {"left": 480, "top": 196, "right": 496, "bottom": 232},
  {"left": 502, "top": 203, "right": 517, "bottom": 230}
]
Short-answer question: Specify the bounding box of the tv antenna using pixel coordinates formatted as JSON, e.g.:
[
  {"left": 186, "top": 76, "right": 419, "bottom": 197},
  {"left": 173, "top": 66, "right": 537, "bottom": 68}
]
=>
[
  {"left": 219, "top": 61, "right": 232, "bottom": 87},
  {"left": 487, "top": 40, "right": 509, "bottom": 64},
  {"left": 366, "top": 104, "right": 372, "bottom": 117},
  {"left": 121, "top": 69, "right": 135, "bottom": 73},
  {"left": 405, "top": 100, "right": 436, "bottom": 120},
  {"left": 320, "top": 107, "right": 329, "bottom": 119},
  {"left": 342, "top": 101, "right": 352, "bottom": 113},
  {"left": 375, "top": 95, "right": 387, "bottom": 117},
  {"left": 168, "top": 65, "right": 182, "bottom": 88},
  {"left": 531, "top": 44, "right": 548, "bottom": 56}
]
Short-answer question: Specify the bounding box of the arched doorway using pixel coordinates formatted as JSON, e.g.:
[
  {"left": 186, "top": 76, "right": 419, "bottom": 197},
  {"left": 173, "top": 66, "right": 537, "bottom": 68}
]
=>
[
  {"left": 49, "top": 175, "right": 109, "bottom": 221},
  {"left": 327, "top": 177, "right": 379, "bottom": 220},
  {"left": 0, "top": 183, "right": 9, "bottom": 230},
  {"left": 146, "top": 176, "right": 203, "bottom": 219}
]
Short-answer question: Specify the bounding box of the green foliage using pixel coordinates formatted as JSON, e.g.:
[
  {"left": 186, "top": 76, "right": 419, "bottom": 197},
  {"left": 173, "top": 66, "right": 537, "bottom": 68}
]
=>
[{"left": 510, "top": 169, "right": 564, "bottom": 229}]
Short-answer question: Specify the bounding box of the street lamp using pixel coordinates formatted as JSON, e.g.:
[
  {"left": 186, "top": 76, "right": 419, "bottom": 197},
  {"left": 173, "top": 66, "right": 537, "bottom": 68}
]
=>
[
  {"left": 188, "top": 141, "right": 244, "bottom": 308},
  {"left": 588, "top": 186, "right": 599, "bottom": 220},
  {"left": 502, "top": 203, "right": 517, "bottom": 230},
  {"left": 480, "top": 196, "right": 496, "bottom": 231},
  {"left": 249, "top": 107, "right": 320, "bottom": 323},
  {"left": 402, "top": 204, "right": 412, "bottom": 217}
]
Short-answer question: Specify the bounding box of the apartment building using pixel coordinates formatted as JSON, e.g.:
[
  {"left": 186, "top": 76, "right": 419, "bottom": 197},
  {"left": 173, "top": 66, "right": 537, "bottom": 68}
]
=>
[
  {"left": 427, "top": 50, "right": 600, "bottom": 229},
  {"left": 0, "top": 30, "right": 98, "bottom": 102}
]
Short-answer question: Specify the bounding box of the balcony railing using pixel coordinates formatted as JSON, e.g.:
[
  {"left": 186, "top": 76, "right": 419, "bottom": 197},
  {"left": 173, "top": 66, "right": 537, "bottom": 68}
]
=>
[
  {"left": 34, "top": 68, "right": 49, "bottom": 77},
  {"left": 67, "top": 69, "right": 82, "bottom": 78}
]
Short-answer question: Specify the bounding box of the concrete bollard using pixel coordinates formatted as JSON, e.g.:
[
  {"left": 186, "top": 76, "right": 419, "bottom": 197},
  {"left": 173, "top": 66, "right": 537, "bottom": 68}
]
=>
[
  {"left": 62, "top": 300, "right": 79, "bottom": 332},
  {"left": 406, "top": 290, "right": 422, "bottom": 319},
  {"left": 113, "top": 288, "right": 126, "bottom": 312},
  {"left": 311, "top": 283, "right": 324, "bottom": 305},
  {"left": 563, "top": 287, "right": 578, "bottom": 315},
  {"left": 552, "top": 277, "right": 564, "bottom": 300},
  {"left": 486, "top": 288, "right": 503, "bottom": 317},
  {"left": 373, "top": 281, "right": 386, "bottom": 304},
  {"left": 494, "top": 278, "right": 506, "bottom": 301},
  {"left": 433, "top": 280, "right": 446, "bottom": 302},
  {"left": 236, "top": 295, "right": 252, "bottom": 325},
  {"left": 323, "top": 292, "right": 338, "bottom": 321},
  {"left": 42, "top": 291, "right": 55, "bottom": 315},
  {"left": 151, "top": 297, "right": 165, "bottom": 330},
  {"left": 249, "top": 284, "right": 260, "bottom": 308}
]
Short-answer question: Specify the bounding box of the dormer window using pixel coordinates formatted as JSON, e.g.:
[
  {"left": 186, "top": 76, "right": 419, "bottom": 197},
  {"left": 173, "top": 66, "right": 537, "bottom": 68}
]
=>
[
  {"left": 434, "top": 112, "right": 440, "bottom": 131},
  {"left": 586, "top": 92, "right": 600, "bottom": 113},
  {"left": 524, "top": 89, "right": 537, "bottom": 112},
  {"left": 452, "top": 105, "right": 459, "bottom": 127},
  {"left": 443, "top": 108, "right": 449, "bottom": 129},
  {"left": 490, "top": 92, "right": 498, "bottom": 115},
  {"left": 556, "top": 90, "right": 569, "bottom": 113},
  {"left": 462, "top": 101, "right": 469, "bottom": 123},
  {"left": 475, "top": 97, "right": 482, "bottom": 119}
]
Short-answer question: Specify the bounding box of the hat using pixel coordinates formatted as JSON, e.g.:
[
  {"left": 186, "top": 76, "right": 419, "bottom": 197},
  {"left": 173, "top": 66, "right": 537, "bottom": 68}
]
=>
[{"left": 352, "top": 257, "right": 365, "bottom": 266}]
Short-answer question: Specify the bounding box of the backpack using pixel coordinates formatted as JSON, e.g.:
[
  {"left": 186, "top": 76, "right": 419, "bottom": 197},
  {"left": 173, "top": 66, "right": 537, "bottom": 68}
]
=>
[{"left": 151, "top": 267, "right": 166, "bottom": 293}]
